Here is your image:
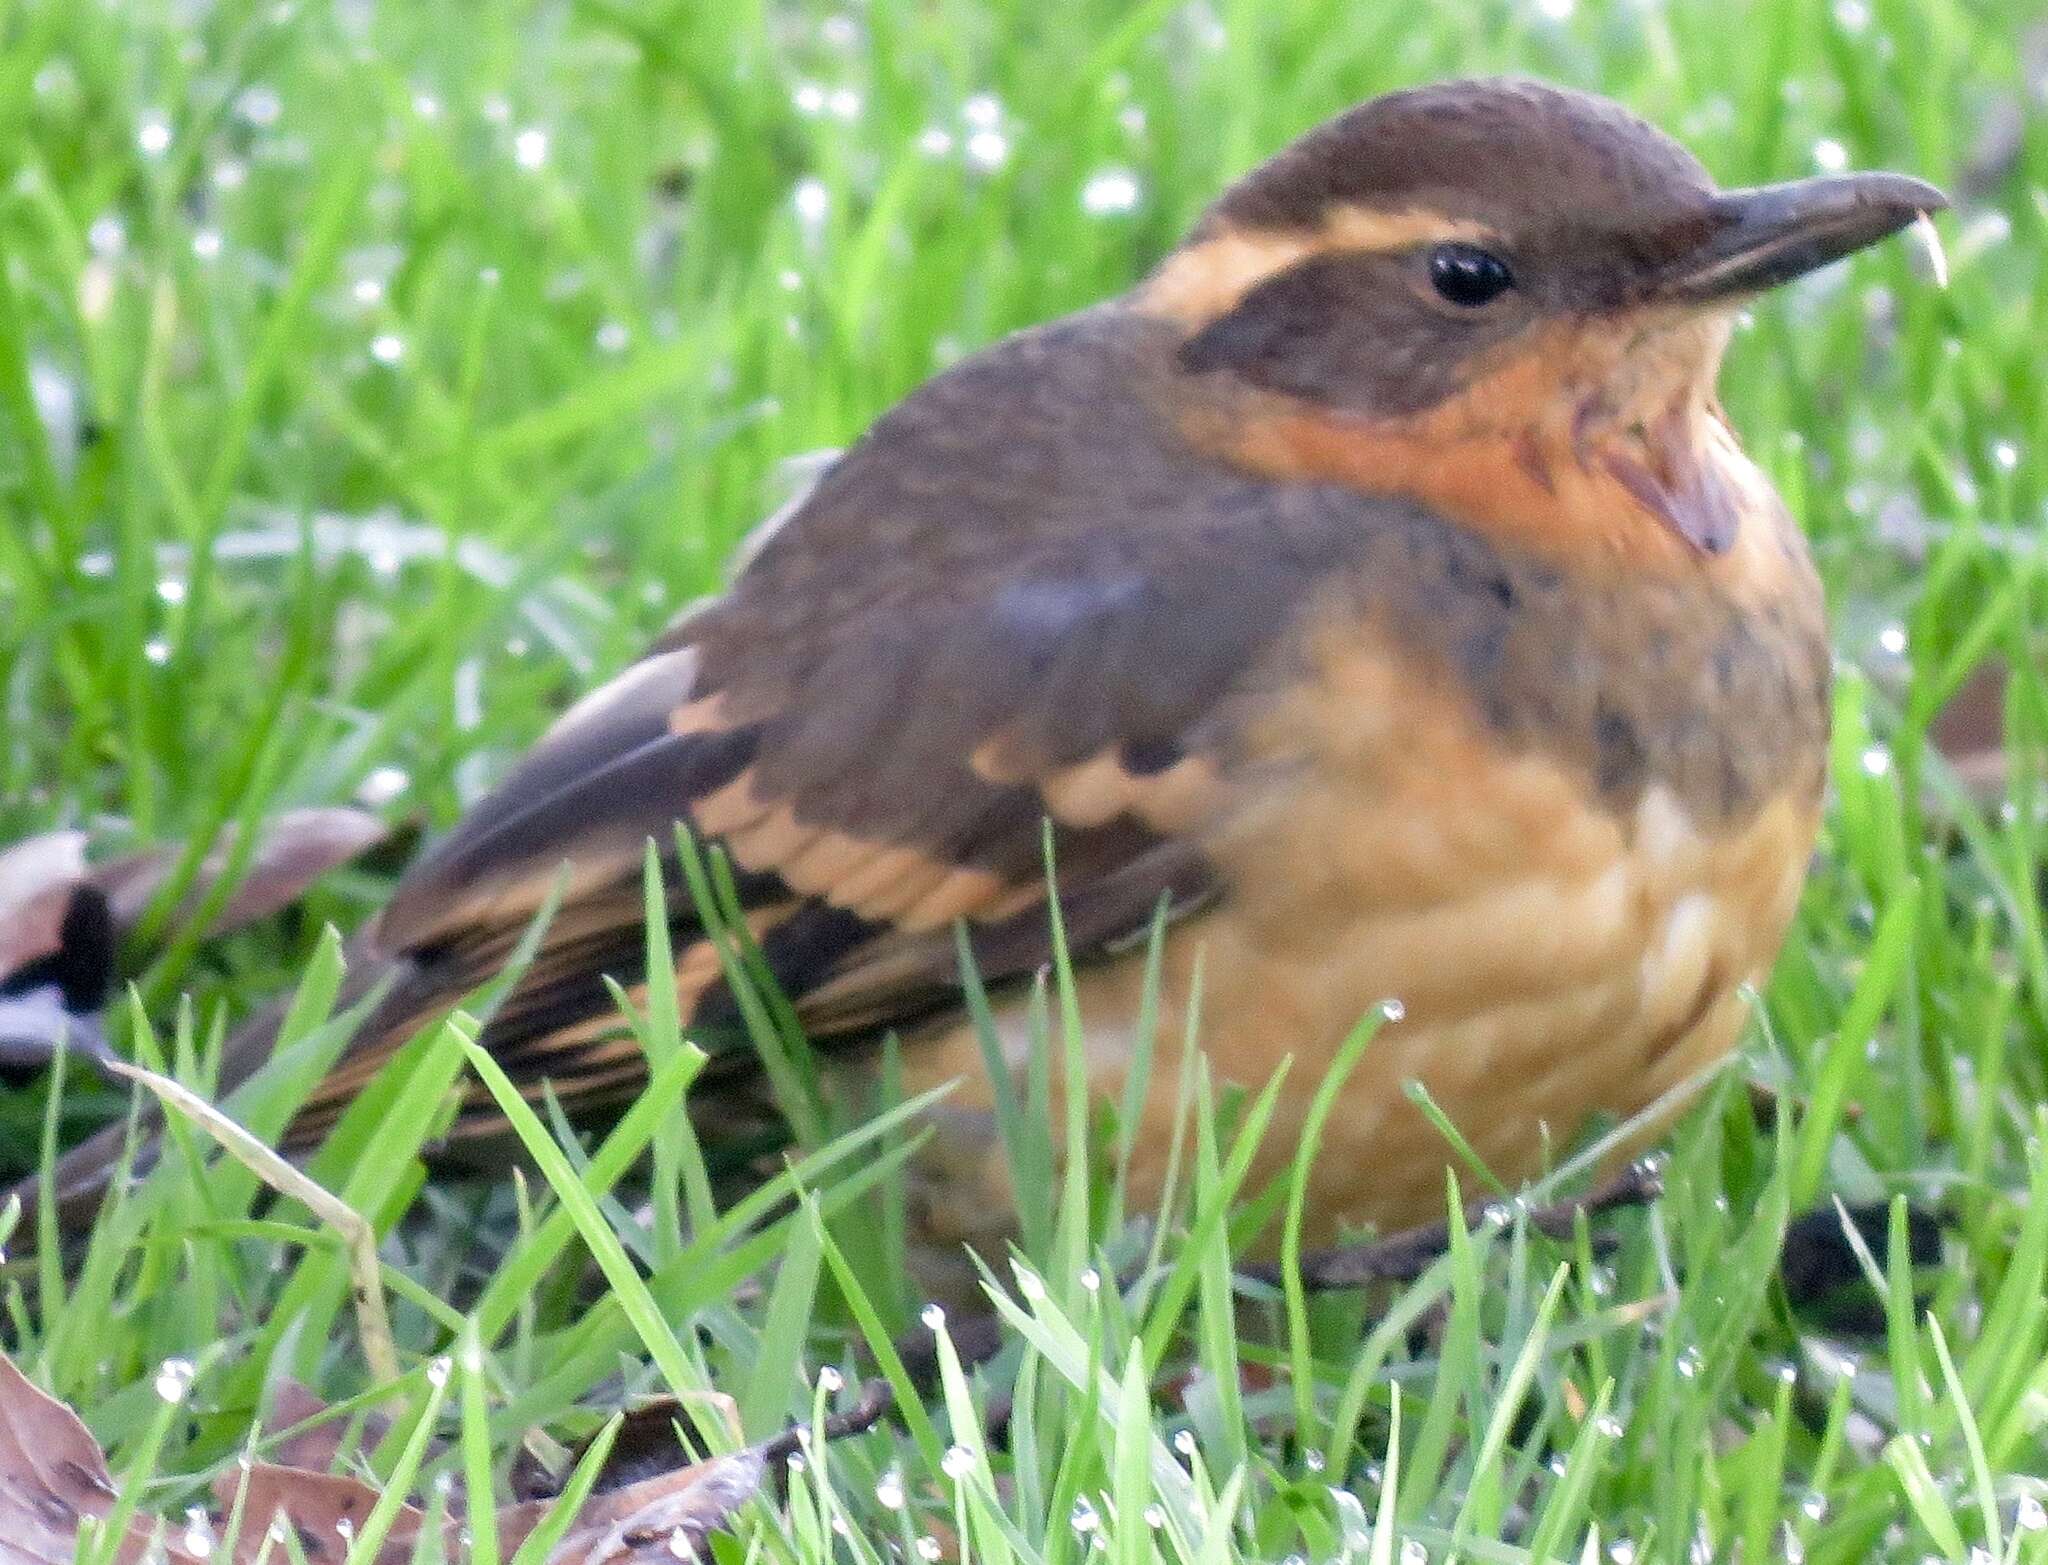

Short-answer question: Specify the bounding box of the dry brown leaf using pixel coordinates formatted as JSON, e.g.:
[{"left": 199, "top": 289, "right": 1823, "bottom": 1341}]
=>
[
  {"left": 0, "top": 833, "right": 87, "bottom": 978},
  {"left": 0, "top": 1350, "right": 203, "bottom": 1565},
  {"left": 90, "top": 808, "right": 388, "bottom": 938},
  {"left": 1928, "top": 657, "right": 2011, "bottom": 808},
  {"left": 510, "top": 1392, "right": 741, "bottom": 1502},
  {"left": 0, "top": 1349, "right": 892, "bottom": 1565},
  {"left": 215, "top": 1462, "right": 430, "bottom": 1563},
  {"left": 0, "top": 809, "right": 386, "bottom": 1075},
  {"left": 261, "top": 1378, "right": 432, "bottom": 1476}
]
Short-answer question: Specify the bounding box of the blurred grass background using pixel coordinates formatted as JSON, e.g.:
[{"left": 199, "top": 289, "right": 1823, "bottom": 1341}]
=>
[{"left": 2, "top": 0, "right": 2047, "bottom": 1559}]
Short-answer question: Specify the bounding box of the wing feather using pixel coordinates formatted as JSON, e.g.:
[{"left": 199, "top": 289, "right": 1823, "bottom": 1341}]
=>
[{"left": 298, "top": 307, "right": 1380, "bottom": 1144}]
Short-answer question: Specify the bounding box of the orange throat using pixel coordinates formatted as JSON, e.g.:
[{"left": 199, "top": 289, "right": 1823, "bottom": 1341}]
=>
[{"left": 1184, "top": 312, "right": 1759, "bottom": 573}]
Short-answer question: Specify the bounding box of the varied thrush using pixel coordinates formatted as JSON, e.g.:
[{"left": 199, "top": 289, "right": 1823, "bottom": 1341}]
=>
[{"left": 30, "top": 79, "right": 1945, "bottom": 1276}]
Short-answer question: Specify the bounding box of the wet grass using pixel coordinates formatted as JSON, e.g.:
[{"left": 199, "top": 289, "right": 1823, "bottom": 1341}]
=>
[{"left": 2, "top": 0, "right": 2046, "bottom": 1558}]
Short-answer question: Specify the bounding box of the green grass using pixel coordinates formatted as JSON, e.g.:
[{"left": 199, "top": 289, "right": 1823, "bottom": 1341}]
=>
[{"left": 2, "top": 0, "right": 2046, "bottom": 1558}]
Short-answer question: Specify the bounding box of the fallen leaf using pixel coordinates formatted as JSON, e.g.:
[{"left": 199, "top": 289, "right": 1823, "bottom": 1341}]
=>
[
  {"left": 91, "top": 808, "right": 388, "bottom": 938},
  {"left": 511, "top": 1392, "right": 741, "bottom": 1502},
  {"left": 0, "top": 1349, "right": 892, "bottom": 1564},
  {"left": 0, "top": 833, "right": 87, "bottom": 977},
  {"left": 0, "top": 809, "right": 386, "bottom": 1073},
  {"left": 214, "top": 1463, "right": 429, "bottom": 1563},
  {"left": 0, "top": 1350, "right": 201, "bottom": 1565},
  {"left": 1927, "top": 658, "right": 2010, "bottom": 807}
]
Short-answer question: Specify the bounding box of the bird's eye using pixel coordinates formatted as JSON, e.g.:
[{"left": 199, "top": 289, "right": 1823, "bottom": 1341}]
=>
[{"left": 1427, "top": 243, "right": 1515, "bottom": 307}]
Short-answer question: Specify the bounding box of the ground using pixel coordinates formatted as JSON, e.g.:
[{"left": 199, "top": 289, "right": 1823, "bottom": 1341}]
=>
[{"left": 1, "top": 0, "right": 2045, "bottom": 1560}]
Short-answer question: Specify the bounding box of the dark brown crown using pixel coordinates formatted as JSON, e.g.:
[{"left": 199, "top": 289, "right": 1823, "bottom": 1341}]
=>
[{"left": 1199, "top": 78, "right": 1718, "bottom": 241}]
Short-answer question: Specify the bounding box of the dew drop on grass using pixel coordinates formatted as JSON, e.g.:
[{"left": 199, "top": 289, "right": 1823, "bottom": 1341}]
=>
[
  {"left": 1860, "top": 745, "right": 1892, "bottom": 778},
  {"left": 413, "top": 91, "right": 441, "bottom": 119},
  {"left": 425, "top": 1355, "right": 450, "bottom": 1388},
  {"left": 1119, "top": 104, "right": 1147, "bottom": 135},
  {"left": 156, "top": 577, "right": 186, "bottom": 604},
  {"left": 1071, "top": 1496, "right": 1100, "bottom": 1533},
  {"left": 1079, "top": 1266, "right": 1102, "bottom": 1292},
  {"left": 192, "top": 230, "right": 222, "bottom": 260},
  {"left": 352, "top": 275, "right": 384, "bottom": 305},
  {"left": 1782, "top": 1523, "right": 1805, "bottom": 1565},
  {"left": 964, "top": 130, "right": 1009, "bottom": 171},
  {"left": 1535, "top": 0, "right": 1574, "bottom": 19},
  {"left": 827, "top": 88, "right": 862, "bottom": 121},
  {"left": 87, "top": 215, "right": 125, "bottom": 257},
  {"left": 942, "top": 1444, "right": 974, "bottom": 1479},
  {"left": 596, "top": 320, "right": 629, "bottom": 353},
  {"left": 1399, "top": 1540, "right": 1428, "bottom": 1565},
  {"left": 1144, "top": 1505, "right": 1166, "bottom": 1529},
  {"left": 793, "top": 81, "right": 827, "bottom": 114},
  {"left": 787, "top": 1451, "right": 806, "bottom": 1473},
  {"left": 335, "top": 1518, "right": 355, "bottom": 1543},
  {"left": 1812, "top": 139, "right": 1848, "bottom": 173},
  {"left": 920, "top": 1302, "right": 946, "bottom": 1330},
  {"left": 1380, "top": 997, "right": 1406, "bottom": 1022},
  {"left": 917, "top": 127, "right": 953, "bottom": 156},
  {"left": 1173, "top": 1430, "right": 1197, "bottom": 1458},
  {"left": 514, "top": 128, "right": 549, "bottom": 169},
  {"left": 1833, "top": 0, "right": 1869, "bottom": 28},
  {"left": 237, "top": 85, "right": 283, "bottom": 126},
  {"left": 370, "top": 333, "right": 405, "bottom": 365},
  {"left": 1080, "top": 168, "right": 1140, "bottom": 216},
  {"left": 2018, "top": 1495, "right": 2047, "bottom": 1531},
  {"left": 1676, "top": 1346, "right": 1703, "bottom": 1378},
  {"left": 1993, "top": 440, "right": 2019, "bottom": 471},
  {"left": 917, "top": 1538, "right": 943, "bottom": 1561},
  {"left": 875, "top": 1469, "right": 906, "bottom": 1509},
  {"left": 1800, "top": 1491, "right": 1828, "bottom": 1521},
  {"left": 145, "top": 637, "right": 171, "bottom": 665},
  {"left": 138, "top": 116, "right": 172, "bottom": 156},
  {"left": 793, "top": 177, "right": 830, "bottom": 227},
  {"left": 1607, "top": 1541, "right": 1635, "bottom": 1565},
  {"left": 1012, "top": 1263, "right": 1045, "bottom": 1301},
  {"left": 1303, "top": 1449, "right": 1325, "bottom": 1472},
  {"left": 1877, "top": 623, "right": 1907, "bottom": 656},
  {"left": 817, "top": 1364, "right": 844, "bottom": 1393},
  {"left": 1594, "top": 1414, "right": 1625, "bottom": 1439},
  {"left": 963, "top": 93, "right": 1002, "bottom": 129},
  {"left": 182, "top": 1508, "right": 216, "bottom": 1558}
]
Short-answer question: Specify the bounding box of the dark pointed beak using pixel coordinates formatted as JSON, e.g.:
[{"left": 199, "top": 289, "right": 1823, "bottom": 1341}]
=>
[{"left": 1653, "top": 171, "right": 1948, "bottom": 302}]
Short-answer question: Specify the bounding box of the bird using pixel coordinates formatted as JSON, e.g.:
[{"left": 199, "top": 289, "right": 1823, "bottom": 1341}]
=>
[{"left": 25, "top": 78, "right": 1944, "bottom": 1285}]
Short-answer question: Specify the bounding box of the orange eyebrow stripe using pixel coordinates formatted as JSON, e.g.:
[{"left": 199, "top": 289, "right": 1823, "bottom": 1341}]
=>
[{"left": 1136, "top": 206, "right": 1496, "bottom": 328}]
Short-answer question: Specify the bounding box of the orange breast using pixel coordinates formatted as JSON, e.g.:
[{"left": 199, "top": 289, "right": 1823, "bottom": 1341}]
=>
[{"left": 878, "top": 588, "right": 1822, "bottom": 1260}]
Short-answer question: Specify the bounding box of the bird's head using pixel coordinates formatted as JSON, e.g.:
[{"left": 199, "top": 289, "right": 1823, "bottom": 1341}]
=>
[{"left": 1142, "top": 79, "right": 1944, "bottom": 559}]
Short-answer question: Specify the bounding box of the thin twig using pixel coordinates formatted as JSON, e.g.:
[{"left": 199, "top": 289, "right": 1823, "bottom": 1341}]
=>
[{"left": 760, "top": 1378, "right": 895, "bottom": 1464}]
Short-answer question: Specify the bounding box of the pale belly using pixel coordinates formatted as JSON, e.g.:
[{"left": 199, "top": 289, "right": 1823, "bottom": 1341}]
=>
[{"left": 867, "top": 621, "right": 1822, "bottom": 1264}]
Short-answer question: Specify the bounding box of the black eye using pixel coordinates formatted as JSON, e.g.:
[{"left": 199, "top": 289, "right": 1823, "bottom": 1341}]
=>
[{"left": 1427, "top": 243, "right": 1515, "bottom": 307}]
